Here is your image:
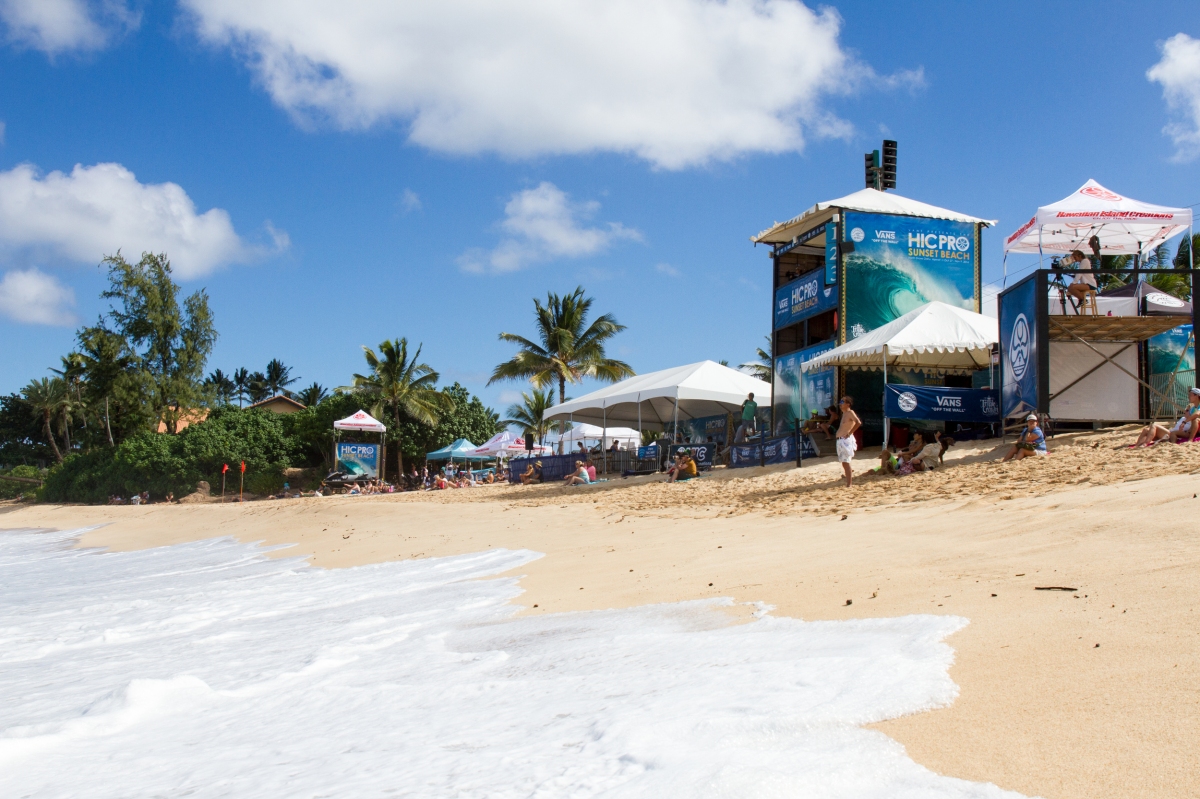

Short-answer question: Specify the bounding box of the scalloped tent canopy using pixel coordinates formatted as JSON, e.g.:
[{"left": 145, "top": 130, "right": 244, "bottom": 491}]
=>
[
  {"left": 1003, "top": 179, "right": 1192, "bottom": 256},
  {"left": 333, "top": 410, "right": 386, "bottom": 432},
  {"left": 801, "top": 302, "right": 998, "bottom": 375}
]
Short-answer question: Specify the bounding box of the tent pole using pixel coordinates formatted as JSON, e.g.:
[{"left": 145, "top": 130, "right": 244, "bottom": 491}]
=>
[
  {"left": 798, "top": 361, "right": 804, "bottom": 468},
  {"left": 882, "top": 345, "right": 889, "bottom": 450},
  {"left": 602, "top": 404, "right": 607, "bottom": 475}
]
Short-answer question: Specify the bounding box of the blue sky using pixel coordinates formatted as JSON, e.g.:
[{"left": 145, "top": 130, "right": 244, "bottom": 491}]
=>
[{"left": 2, "top": 0, "right": 1199, "bottom": 416}]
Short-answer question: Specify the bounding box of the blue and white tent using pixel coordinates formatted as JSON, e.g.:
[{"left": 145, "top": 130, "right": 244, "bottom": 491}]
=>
[{"left": 426, "top": 438, "right": 489, "bottom": 461}]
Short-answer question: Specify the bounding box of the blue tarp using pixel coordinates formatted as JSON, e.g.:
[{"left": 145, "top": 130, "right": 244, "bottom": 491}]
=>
[{"left": 426, "top": 438, "right": 489, "bottom": 461}]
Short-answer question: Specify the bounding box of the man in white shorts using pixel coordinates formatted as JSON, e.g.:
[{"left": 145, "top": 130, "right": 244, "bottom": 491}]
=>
[{"left": 835, "top": 396, "right": 861, "bottom": 487}]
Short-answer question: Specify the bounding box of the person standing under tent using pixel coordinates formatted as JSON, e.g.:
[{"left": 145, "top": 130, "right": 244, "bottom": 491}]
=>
[
  {"left": 835, "top": 396, "right": 861, "bottom": 487},
  {"left": 735, "top": 393, "right": 758, "bottom": 443}
]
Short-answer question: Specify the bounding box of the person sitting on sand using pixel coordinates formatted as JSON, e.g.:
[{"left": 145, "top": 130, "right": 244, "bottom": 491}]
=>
[
  {"left": 564, "top": 460, "right": 592, "bottom": 486},
  {"left": 666, "top": 451, "right": 698, "bottom": 483},
  {"left": 520, "top": 462, "right": 538, "bottom": 485},
  {"left": 910, "top": 433, "right": 945, "bottom": 472},
  {"left": 835, "top": 396, "right": 861, "bottom": 487},
  {"left": 1002, "top": 414, "right": 1047, "bottom": 461},
  {"left": 585, "top": 459, "right": 597, "bottom": 482}
]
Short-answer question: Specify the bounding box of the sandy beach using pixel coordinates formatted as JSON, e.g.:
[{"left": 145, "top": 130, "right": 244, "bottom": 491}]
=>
[{"left": 6, "top": 427, "right": 1199, "bottom": 799}]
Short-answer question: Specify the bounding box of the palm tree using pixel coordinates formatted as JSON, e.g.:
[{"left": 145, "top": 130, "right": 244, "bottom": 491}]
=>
[
  {"left": 232, "top": 367, "right": 251, "bottom": 407},
  {"left": 206, "top": 369, "right": 237, "bottom": 405},
  {"left": 246, "top": 371, "right": 270, "bottom": 404},
  {"left": 264, "top": 359, "right": 298, "bottom": 397},
  {"left": 489, "top": 286, "right": 634, "bottom": 404},
  {"left": 77, "top": 326, "right": 130, "bottom": 445},
  {"left": 51, "top": 352, "right": 89, "bottom": 442},
  {"left": 340, "top": 338, "right": 451, "bottom": 471},
  {"left": 740, "top": 336, "right": 772, "bottom": 382},
  {"left": 298, "top": 382, "right": 328, "bottom": 407},
  {"left": 500, "top": 387, "right": 558, "bottom": 445},
  {"left": 23, "top": 377, "right": 67, "bottom": 463}
]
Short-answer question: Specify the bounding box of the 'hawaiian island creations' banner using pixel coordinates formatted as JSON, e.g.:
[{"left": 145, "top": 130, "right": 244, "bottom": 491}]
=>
[{"left": 842, "top": 212, "right": 978, "bottom": 340}]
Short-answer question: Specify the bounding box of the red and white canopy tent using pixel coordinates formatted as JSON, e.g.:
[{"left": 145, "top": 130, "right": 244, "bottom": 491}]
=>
[
  {"left": 1003, "top": 179, "right": 1192, "bottom": 266},
  {"left": 332, "top": 410, "right": 388, "bottom": 480},
  {"left": 333, "top": 409, "right": 387, "bottom": 433},
  {"left": 468, "top": 430, "right": 551, "bottom": 458}
]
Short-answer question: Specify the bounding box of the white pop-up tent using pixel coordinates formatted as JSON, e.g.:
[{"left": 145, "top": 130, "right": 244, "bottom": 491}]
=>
[
  {"left": 1003, "top": 179, "right": 1193, "bottom": 259},
  {"left": 556, "top": 423, "right": 640, "bottom": 448},
  {"left": 801, "top": 302, "right": 998, "bottom": 447},
  {"left": 333, "top": 409, "right": 387, "bottom": 432},
  {"left": 801, "top": 302, "right": 998, "bottom": 375},
  {"left": 546, "top": 361, "right": 771, "bottom": 434}
]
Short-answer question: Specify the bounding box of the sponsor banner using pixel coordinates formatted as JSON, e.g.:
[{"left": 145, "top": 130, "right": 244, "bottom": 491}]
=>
[
  {"left": 885, "top": 385, "right": 1000, "bottom": 423},
  {"left": 1000, "top": 275, "right": 1039, "bottom": 418},
  {"left": 843, "top": 212, "right": 978, "bottom": 340},
  {"left": 336, "top": 442, "right": 380, "bottom": 479},
  {"left": 1148, "top": 324, "right": 1194, "bottom": 376},
  {"left": 672, "top": 414, "right": 728, "bottom": 444},
  {"left": 825, "top": 221, "right": 838, "bottom": 285},
  {"left": 670, "top": 443, "right": 715, "bottom": 468},
  {"left": 636, "top": 443, "right": 658, "bottom": 460},
  {"left": 775, "top": 267, "right": 839, "bottom": 330},
  {"left": 773, "top": 341, "right": 835, "bottom": 435},
  {"left": 728, "top": 434, "right": 818, "bottom": 468}
]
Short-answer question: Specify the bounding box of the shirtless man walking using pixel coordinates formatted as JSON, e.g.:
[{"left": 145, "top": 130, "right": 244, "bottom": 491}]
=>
[{"left": 834, "top": 396, "right": 861, "bottom": 487}]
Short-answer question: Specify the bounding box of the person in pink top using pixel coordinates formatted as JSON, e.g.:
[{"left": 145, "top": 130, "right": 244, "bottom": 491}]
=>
[{"left": 585, "top": 459, "right": 597, "bottom": 482}]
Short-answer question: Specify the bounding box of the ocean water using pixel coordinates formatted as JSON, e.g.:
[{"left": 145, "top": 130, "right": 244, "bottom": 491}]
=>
[{"left": 0, "top": 528, "right": 1028, "bottom": 799}]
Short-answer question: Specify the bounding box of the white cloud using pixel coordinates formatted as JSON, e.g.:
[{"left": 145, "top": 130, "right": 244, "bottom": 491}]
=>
[
  {"left": 183, "top": 0, "right": 915, "bottom": 169},
  {"left": 459, "top": 182, "right": 639, "bottom": 274},
  {"left": 400, "top": 188, "right": 422, "bottom": 213},
  {"left": 1147, "top": 33, "right": 1200, "bottom": 160},
  {"left": 0, "top": 162, "right": 285, "bottom": 279},
  {"left": 0, "top": 268, "right": 76, "bottom": 325},
  {"left": 0, "top": 0, "right": 139, "bottom": 54},
  {"left": 655, "top": 262, "right": 681, "bottom": 277}
]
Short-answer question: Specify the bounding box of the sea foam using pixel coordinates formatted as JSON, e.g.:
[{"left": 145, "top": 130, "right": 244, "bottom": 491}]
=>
[{"left": 0, "top": 527, "right": 1028, "bottom": 798}]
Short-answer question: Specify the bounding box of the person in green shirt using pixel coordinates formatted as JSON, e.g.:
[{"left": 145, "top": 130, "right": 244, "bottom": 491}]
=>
[{"left": 734, "top": 392, "right": 758, "bottom": 443}]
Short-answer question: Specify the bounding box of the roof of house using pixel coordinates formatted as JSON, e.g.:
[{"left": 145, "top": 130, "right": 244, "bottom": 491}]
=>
[{"left": 248, "top": 394, "right": 307, "bottom": 412}]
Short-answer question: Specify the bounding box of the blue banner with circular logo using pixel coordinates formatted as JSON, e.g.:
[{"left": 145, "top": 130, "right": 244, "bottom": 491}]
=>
[{"left": 884, "top": 385, "right": 1000, "bottom": 423}]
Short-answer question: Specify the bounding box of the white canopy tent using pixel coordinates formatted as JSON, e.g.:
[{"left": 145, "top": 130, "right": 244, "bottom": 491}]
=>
[
  {"left": 1003, "top": 179, "right": 1192, "bottom": 260},
  {"left": 555, "top": 423, "right": 640, "bottom": 448},
  {"left": 546, "top": 361, "right": 771, "bottom": 438},
  {"left": 801, "top": 302, "right": 999, "bottom": 375},
  {"left": 801, "top": 302, "right": 999, "bottom": 448},
  {"left": 333, "top": 409, "right": 386, "bottom": 432}
]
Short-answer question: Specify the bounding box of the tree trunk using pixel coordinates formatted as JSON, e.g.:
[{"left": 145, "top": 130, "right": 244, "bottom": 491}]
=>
[
  {"left": 393, "top": 405, "right": 403, "bottom": 477},
  {"left": 61, "top": 411, "right": 71, "bottom": 454},
  {"left": 559, "top": 374, "right": 566, "bottom": 405},
  {"left": 43, "top": 411, "right": 63, "bottom": 463},
  {"left": 104, "top": 396, "right": 114, "bottom": 446}
]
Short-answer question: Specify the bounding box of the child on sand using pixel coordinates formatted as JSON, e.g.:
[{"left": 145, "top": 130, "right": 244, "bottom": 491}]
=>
[{"left": 835, "top": 396, "right": 861, "bottom": 487}]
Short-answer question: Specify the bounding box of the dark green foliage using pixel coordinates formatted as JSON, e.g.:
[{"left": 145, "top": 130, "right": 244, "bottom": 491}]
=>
[
  {"left": 39, "top": 407, "right": 295, "bottom": 503},
  {"left": 40, "top": 433, "right": 193, "bottom": 504},
  {"left": 283, "top": 392, "right": 364, "bottom": 471},
  {"left": 0, "top": 394, "right": 53, "bottom": 467},
  {"left": 393, "top": 383, "right": 499, "bottom": 462},
  {"left": 100, "top": 252, "right": 217, "bottom": 434},
  {"left": 0, "top": 465, "right": 44, "bottom": 500}
]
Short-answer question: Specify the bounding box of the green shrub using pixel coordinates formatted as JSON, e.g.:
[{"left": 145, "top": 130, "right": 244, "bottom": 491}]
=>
[
  {"left": 40, "top": 431, "right": 199, "bottom": 504},
  {"left": 0, "top": 465, "right": 44, "bottom": 500}
]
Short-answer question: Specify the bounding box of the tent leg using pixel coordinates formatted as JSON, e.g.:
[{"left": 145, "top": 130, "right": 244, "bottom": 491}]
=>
[
  {"left": 602, "top": 406, "right": 607, "bottom": 475},
  {"left": 882, "top": 345, "right": 889, "bottom": 450},
  {"left": 798, "top": 364, "right": 804, "bottom": 468}
]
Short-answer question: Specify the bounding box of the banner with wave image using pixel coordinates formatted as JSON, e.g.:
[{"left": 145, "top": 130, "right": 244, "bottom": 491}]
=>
[{"left": 842, "top": 212, "right": 978, "bottom": 340}]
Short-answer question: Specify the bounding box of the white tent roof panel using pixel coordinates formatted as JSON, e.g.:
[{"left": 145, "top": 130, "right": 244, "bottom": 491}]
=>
[
  {"left": 801, "top": 301, "right": 998, "bottom": 374},
  {"left": 1004, "top": 179, "right": 1192, "bottom": 256},
  {"left": 333, "top": 409, "right": 386, "bottom": 432},
  {"left": 546, "top": 361, "right": 771, "bottom": 430},
  {"left": 753, "top": 188, "right": 996, "bottom": 245}
]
